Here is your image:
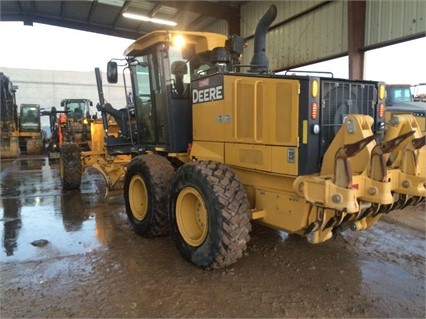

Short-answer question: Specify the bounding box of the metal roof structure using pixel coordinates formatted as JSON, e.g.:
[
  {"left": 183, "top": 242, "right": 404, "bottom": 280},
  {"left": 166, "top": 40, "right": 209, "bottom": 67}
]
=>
[{"left": 0, "top": 0, "right": 243, "bottom": 39}]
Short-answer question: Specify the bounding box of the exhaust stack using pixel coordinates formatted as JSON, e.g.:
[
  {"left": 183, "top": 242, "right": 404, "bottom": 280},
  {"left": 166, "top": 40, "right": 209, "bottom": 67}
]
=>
[{"left": 249, "top": 4, "right": 277, "bottom": 73}]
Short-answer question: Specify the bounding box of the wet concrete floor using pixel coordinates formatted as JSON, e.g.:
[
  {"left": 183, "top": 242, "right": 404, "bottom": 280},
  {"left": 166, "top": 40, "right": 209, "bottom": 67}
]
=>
[{"left": 0, "top": 155, "right": 425, "bottom": 318}]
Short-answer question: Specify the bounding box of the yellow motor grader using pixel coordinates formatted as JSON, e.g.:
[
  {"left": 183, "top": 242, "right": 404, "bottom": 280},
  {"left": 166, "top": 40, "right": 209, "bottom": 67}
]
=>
[{"left": 61, "top": 5, "right": 425, "bottom": 269}]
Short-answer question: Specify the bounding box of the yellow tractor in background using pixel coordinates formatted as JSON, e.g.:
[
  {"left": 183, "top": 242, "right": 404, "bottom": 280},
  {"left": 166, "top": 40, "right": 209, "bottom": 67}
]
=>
[
  {"left": 44, "top": 99, "right": 93, "bottom": 161},
  {"left": 61, "top": 5, "right": 425, "bottom": 269},
  {"left": 18, "top": 103, "right": 45, "bottom": 155},
  {"left": 59, "top": 98, "right": 94, "bottom": 151},
  {"left": 1, "top": 72, "right": 20, "bottom": 158},
  {"left": 1, "top": 73, "right": 45, "bottom": 157}
]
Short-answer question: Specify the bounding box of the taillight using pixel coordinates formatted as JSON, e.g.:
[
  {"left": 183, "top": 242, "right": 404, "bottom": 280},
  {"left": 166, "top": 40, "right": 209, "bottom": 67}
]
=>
[
  {"left": 311, "top": 102, "right": 318, "bottom": 120},
  {"left": 378, "top": 103, "right": 385, "bottom": 118}
]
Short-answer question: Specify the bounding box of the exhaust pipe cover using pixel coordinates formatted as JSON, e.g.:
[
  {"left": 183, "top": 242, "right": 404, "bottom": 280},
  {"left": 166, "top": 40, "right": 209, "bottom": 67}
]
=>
[{"left": 249, "top": 4, "right": 277, "bottom": 73}]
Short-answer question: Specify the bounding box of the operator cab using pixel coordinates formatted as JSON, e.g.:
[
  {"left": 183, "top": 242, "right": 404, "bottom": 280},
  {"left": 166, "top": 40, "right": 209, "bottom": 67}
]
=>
[
  {"left": 385, "top": 85, "right": 414, "bottom": 106},
  {"left": 128, "top": 45, "right": 192, "bottom": 152},
  {"left": 20, "top": 104, "right": 40, "bottom": 132},
  {"left": 106, "top": 31, "right": 231, "bottom": 155},
  {"left": 61, "top": 99, "right": 93, "bottom": 121}
]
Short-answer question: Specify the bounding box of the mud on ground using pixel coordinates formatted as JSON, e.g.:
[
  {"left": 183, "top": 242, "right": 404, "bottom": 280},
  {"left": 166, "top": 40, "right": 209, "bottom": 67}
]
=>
[{"left": 1, "top": 156, "right": 425, "bottom": 318}]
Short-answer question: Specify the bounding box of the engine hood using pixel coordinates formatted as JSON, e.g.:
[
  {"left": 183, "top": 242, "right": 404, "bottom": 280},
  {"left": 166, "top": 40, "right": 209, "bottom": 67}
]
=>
[{"left": 386, "top": 101, "right": 426, "bottom": 113}]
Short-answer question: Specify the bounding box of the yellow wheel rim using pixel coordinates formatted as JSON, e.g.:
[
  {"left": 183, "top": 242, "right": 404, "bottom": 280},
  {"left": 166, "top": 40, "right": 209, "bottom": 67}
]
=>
[
  {"left": 129, "top": 175, "right": 148, "bottom": 221},
  {"left": 176, "top": 187, "right": 208, "bottom": 247}
]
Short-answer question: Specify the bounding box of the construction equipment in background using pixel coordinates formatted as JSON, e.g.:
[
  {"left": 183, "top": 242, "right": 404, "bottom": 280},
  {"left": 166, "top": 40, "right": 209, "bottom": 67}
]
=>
[
  {"left": 18, "top": 104, "right": 45, "bottom": 155},
  {"left": 44, "top": 106, "right": 69, "bottom": 160},
  {"left": 0, "top": 72, "right": 20, "bottom": 158},
  {"left": 59, "top": 98, "right": 94, "bottom": 151},
  {"left": 412, "top": 83, "right": 426, "bottom": 102},
  {"left": 61, "top": 5, "right": 425, "bottom": 269},
  {"left": 1, "top": 73, "right": 45, "bottom": 157},
  {"left": 45, "top": 99, "right": 94, "bottom": 160},
  {"left": 385, "top": 84, "right": 426, "bottom": 132}
]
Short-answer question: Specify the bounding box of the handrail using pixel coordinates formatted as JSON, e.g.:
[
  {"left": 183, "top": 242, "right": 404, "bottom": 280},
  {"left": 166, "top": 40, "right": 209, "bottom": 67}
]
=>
[{"left": 254, "top": 81, "right": 263, "bottom": 143}]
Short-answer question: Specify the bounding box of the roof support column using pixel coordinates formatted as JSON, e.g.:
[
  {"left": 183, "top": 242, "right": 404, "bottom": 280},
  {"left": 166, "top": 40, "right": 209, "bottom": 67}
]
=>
[
  {"left": 228, "top": 15, "right": 240, "bottom": 36},
  {"left": 348, "top": 0, "right": 366, "bottom": 80}
]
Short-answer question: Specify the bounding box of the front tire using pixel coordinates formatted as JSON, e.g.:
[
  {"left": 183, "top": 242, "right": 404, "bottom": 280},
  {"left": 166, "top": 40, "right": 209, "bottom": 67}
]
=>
[
  {"left": 169, "top": 161, "right": 251, "bottom": 269},
  {"left": 26, "top": 138, "right": 43, "bottom": 155},
  {"left": 124, "top": 154, "right": 174, "bottom": 237},
  {"left": 60, "top": 142, "right": 82, "bottom": 190}
]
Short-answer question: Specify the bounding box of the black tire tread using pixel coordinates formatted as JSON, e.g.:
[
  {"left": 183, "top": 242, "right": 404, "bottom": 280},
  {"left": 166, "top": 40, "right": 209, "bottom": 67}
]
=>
[
  {"left": 170, "top": 160, "right": 251, "bottom": 269},
  {"left": 124, "top": 154, "right": 174, "bottom": 237},
  {"left": 26, "top": 139, "right": 43, "bottom": 155},
  {"left": 61, "top": 142, "right": 82, "bottom": 190}
]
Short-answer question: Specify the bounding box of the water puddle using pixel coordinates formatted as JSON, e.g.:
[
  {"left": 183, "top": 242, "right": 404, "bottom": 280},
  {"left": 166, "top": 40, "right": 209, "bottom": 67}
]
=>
[{"left": 0, "top": 156, "right": 124, "bottom": 262}]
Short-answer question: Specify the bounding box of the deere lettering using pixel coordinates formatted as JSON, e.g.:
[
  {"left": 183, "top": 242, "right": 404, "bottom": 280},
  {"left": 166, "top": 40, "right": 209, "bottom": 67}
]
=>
[{"left": 192, "top": 86, "right": 223, "bottom": 103}]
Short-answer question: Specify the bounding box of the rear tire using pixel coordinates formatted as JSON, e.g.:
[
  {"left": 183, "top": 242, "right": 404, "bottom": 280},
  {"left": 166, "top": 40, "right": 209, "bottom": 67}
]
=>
[
  {"left": 60, "top": 142, "right": 82, "bottom": 190},
  {"left": 169, "top": 160, "right": 251, "bottom": 269},
  {"left": 124, "top": 154, "right": 174, "bottom": 237}
]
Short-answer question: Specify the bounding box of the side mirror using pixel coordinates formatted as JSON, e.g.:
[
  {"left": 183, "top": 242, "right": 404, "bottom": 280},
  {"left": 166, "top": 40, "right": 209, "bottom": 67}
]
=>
[{"left": 107, "top": 61, "right": 118, "bottom": 84}]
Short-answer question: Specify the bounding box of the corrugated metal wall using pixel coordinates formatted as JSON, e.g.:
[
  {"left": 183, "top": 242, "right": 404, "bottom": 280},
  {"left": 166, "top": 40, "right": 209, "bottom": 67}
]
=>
[
  {"left": 241, "top": 1, "right": 347, "bottom": 71},
  {"left": 240, "top": 0, "right": 425, "bottom": 71},
  {"left": 365, "top": 0, "right": 426, "bottom": 47},
  {"left": 201, "top": 19, "right": 229, "bottom": 35}
]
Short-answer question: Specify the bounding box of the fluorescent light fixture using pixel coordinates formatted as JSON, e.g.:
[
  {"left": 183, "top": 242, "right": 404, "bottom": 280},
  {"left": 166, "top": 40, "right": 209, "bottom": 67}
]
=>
[{"left": 123, "top": 12, "right": 177, "bottom": 26}]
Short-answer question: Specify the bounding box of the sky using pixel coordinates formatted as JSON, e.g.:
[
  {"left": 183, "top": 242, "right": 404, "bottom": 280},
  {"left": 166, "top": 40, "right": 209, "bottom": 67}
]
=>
[
  {"left": 0, "top": 22, "right": 133, "bottom": 72},
  {"left": 0, "top": 21, "right": 425, "bottom": 88},
  {"left": 288, "top": 38, "right": 426, "bottom": 89}
]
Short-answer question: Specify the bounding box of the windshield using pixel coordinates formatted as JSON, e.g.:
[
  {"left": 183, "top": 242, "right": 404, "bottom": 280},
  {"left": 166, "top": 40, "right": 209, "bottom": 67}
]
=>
[
  {"left": 387, "top": 87, "right": 413, "bottom": 105},
  {"left": 21, "top": 106, "right": 38, "bottom": 123},
  {"left": 20, "top": 105, "right": 40, "bottom": 131},
  {"left": 65, "top": 100, "right": 89, "bottom": 120}
]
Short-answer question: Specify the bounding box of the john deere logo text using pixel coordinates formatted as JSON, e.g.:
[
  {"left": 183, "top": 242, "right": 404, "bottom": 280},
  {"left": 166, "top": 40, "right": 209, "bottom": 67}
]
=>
[
  {"left": 192, "top": 86, "right": 223, "bottom": 103},
  {"left": 192, "top": 75, "right": 224, "bottom": 104}
]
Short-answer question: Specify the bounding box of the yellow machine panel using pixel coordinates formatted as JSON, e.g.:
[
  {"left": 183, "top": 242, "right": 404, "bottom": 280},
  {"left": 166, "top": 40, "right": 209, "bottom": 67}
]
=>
[
  {"left": 224, "top": 75, "right": 300, "bottom": 145},
  {"left": 224, "top": 144, "right": 299, "bottom": 176},
  {"left": 254, "top": 188, "right": 309, "bottom": 233},
  {"left": 225, "top": 143, "right": 272, "bottom": 171},
  {"left": 192, "top": 74, "right": 300, "bottom": 146},
  {"left": 189, "top": 141, "right": 224, "bottom": 162},
  {"left": 90, "top": 120, "right": 105, "bottom": 152},
  {"left": 271, "top": 146, "right": 299, "bottom": 175},
  {"left": 191, "top": 74, "right": 301, "bottom": 176}
]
